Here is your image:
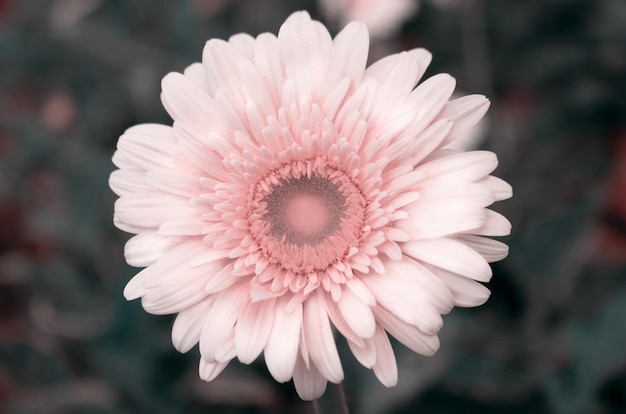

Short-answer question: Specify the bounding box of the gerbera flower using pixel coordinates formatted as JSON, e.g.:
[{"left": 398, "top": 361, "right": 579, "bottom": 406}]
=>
[{"left": 110, "top": 11, "right": 511, "bottom": 400}]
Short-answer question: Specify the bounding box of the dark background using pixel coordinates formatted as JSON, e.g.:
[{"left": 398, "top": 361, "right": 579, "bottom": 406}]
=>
[{"left": 1, "top": 0, "right": 625, "bottom": 413}]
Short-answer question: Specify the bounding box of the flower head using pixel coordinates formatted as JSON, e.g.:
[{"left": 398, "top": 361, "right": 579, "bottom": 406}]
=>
[{"left": 110, "top": 11, "right": 511, "bottom": 400}]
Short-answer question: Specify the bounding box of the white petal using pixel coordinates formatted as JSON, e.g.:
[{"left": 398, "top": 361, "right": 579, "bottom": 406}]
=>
[
  {"left": 199, "top": 283, "right": 249, "bottom": 361},
  {"left": 459, "top": 234, "right": 509, "bottom": 262},
  {"left": 203, "top": 262, "right": 239, "bottom": 294},
  {"left": 345, "top": 277, "right": 376, "bottom": 306},
  {"left": 158, "top": 217, "right": 206, "bottom": 236},
  {"left": 408, "top": 48, "right": 432, "bottom": 84},
  {"left": 374, "top": 306, "right": 440, "bottom": 356},
  {"left": 402, "top": 73, "right": 456, "bottom": 137},
  {"left": 435, "top": 268, "right": 491, "bottom": 307},
  {"left": 397, "top": 183, "right": 493, "bottom": 239},
  {"left": 228, "top": 33, "right": 255, "bottom": 60},
  {"left": 264, "top": 297, "right": 302, "bottom": 383},
  {"left": 385, "top": 118, "right": 453, "bottom": 168},
  {"left": 109, "top": 170, "right": 151, "bottom": 197},
  {"left": 115, "top": 124, "right": 179, "bottom": 172},
  {"left": 172, "top": 298, "right": 213, "bottom": 353},
  {"left": 123, "top": 239, "right": 206, "bottom": 300},
  {"left": 114, "top": 194, "right": 198, "bottom": 229},
  {"left": 402, "top": 237, "right": 493, "bottom": 282},
  {"left": 438, "top": 94, "right": 490, "bottom": 148},
  {"left": 348, "top": 338, "right": 376, "bottom": 368},
  {"left": 395, "top": 205, "right": 486, "bottom": 240},
  {"left": 468, "top": 209, "right": 512, "bottom": 236},
  {"left": 141, "top": 262, "right": 218, "bottom": 315},
  {"left": 278, "top": 11, "right": 332, "bottom": 97},
  {"left": 144, "top": 169, "right": 201, "bottom": 198},
  {"left": 124, "top": 231, "right": 185, "bottom": 267},
  {"left": 361, "top": 259, "right": 452, "bottom": 335},
  {"left": 371, "top": 325, "right": 398, "bottom": 387},
  {"left": 418, "top": 151, "right": 498, "bottom": 183},
  {"left": 337, "top": 287, "right": 376, "bottom": 339},
  {"left": 161, "top": 72, "right": 215, "bottom": 127},
  {"left": 302, "top": 291, "right": 344, "bottom": 383},
  {"left": 199, "top": 358, "right": 229, "bottom": 382},
  {"left": 478, "top": 175, "right": 513, "bottom": 201},
  {"left": 364, "top": 51, "right": 421, "bottom": 119},
  {"left": 325, "top": 294, "right": 366, "bottom": 348},
  {"left": 235, "top": 298, "right": 276, "bottom": 364},
  {"left": 293, "top": 352, "right": 327, "bottom": 401},
  {"left": 202, "top": 38, "right": 246, "bottom": 103},
  {"left": 253, "top": 33, "right": 282, "bottom": 105},
  {"left": 326, "top": 21, "right": 369, "bottom": 86},
  {"left": 129, "top": 239, "right": 207, "bottom": 290},
  {"left": 183, "top": 62, "right": 207, "bottom": 90}
]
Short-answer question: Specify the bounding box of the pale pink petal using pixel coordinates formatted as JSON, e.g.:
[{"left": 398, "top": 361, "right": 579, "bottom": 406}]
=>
[
  {"left": 253, "top": 33, "right": 282, "bottom": 104},
  {"left": 374, "top": 306, "right": 441, "bottom": 356},
  {"left": 302, "top": 291, "right": 344, "bottom": 383},
  {"left": 264, "top": 297, "right": 302, "bottom": 383},
  {"left": 402, "top": 237, "right": 493, "bottom": 282},
  {"left": 144, "top": 170, "right": 201, "bottom": 198},
  {"left": 468, "top": 209, "right": 512, "bottom": 236},
  {"left": 123, "top": 231, "right": 185, "bottom": 268},
  {"left": 172, "top": 298, "right": 213, "bottom": 353},
  {"left": 408, "top": 48, "right": 432, "bottom": 84},
  {"left": 326, "top": 21, "right": 369, "bottom": 87},
  {"left": 402, "top": 74, "right": 457, "bottom": 136},
  {"left": 459, "top": 234, "right": 510, "bottom": 263},
  {"left": 364, "top": 51, "right": 421, "bottom": 116},
  {"left": 114, "top": 194, "right": 198, "bottom": 229},
  {"left": 234, "top": 298, "right": 276, "bottom": 364},
  {"left": 337, "top": 285, "right": 376, "bottom": 339},
  {"left": 161, "top": 72, "right": 215, "bottom": 127},
  {"left": 361, "top": 260, "right": 451, "bottom": 335},
  {"left": 345, "top": 277, "right": 376, "bottom": 306},
  {"left": 109, "top": 170, "right": 151, "bottom": 196},
  {"left": 371, "top": 325, "right": 398, "bottom": 387},
  {"left": 278, "top": 11, "right": 333, "bottom": 97},
  {"left": 325, "top": 294, "right": 366, "bottom": 347},
  {"left": 434, "top": 269, "right": 491, "bottom": 307},
  {"left": 140, "top": 262, "right": 221, "bottom": 315},
  {"left": 417, "top": 151, "right": 499, "bottom": 183},
  {"left": 478, "top": 175, "right": 513, "bottom": 201},
  {"left": 115, "top": 124, "right": 179, "bottom": 171},
  {"left": 158, "top": 217, "right": 206, "bottom": 236},
  {"left": 123, "top": 239, "right": 206, "bottom": 299},
  {"left": 348, "top": 338, "right": 377, "bottom": 368},
  {"left": 228, "top": 33, "right": 255, "bottom": 61},
  {"left": 438, "top": 94, "right": 490, "bottom": 147},
  {"left": 293, "top": 353, "right": 327, "bottom": 401},
  {"left": 395, "top": 199, "right": 487, "bottom": 240},
  {"left": 202, "top": 39, "right": 246, "bottom": 102},
  {"left": 199, "top": 358, "right": 229, "bottom": 382},
  {"left": 199, "top": 283, "right": 249, "bottom": 361},
  {"left": 183, "top": 62, "right": 207, "bottom": 90}
]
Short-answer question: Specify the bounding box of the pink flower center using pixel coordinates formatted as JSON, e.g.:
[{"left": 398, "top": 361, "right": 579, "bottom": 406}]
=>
[
  {"left": 284, "top": 192, "right": 329, "bottom": 236},
  {"left": 249, "top": 158, "right": 367, "bottom": 275}
]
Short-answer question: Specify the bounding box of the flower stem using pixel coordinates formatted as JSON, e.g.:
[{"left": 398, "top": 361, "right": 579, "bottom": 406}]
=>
[{"left": 313, "top": 382, "right": 349, "bottom": 414}]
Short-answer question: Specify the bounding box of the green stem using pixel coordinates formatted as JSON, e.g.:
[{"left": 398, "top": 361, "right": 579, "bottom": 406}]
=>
[{"left": 313, "top": 382, "right": 349, "bottom": 414}]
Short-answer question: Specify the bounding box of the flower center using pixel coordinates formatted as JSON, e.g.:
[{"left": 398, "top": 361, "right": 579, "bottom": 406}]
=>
[
  {"left": 264, "top": 175, "right": 345, "bottom": 246},
  {"left": 285, "top": 192, "right": 329, "bottom": 236},
  {"left": 248, "top": 158, "right": 366, "bottom": 275}
]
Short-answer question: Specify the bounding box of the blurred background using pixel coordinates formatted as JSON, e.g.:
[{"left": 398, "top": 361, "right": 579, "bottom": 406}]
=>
[{"left": 1, "top": 0, "right": 625, "bottom": 413}]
